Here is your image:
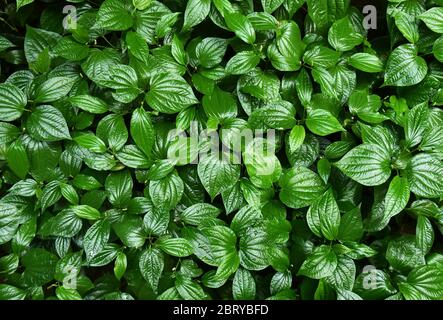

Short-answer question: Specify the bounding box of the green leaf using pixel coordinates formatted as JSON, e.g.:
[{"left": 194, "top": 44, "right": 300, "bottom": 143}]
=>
[
  {"left": 133, "top": 0, "right": 153, "bottom": 11},
  {"left": 26, "top": 105, "right": 71, "bottom": 141},
  {"left": 303, "top": 45, "right": 341, "bottom": 68},
  {"left": 146, "top": 73, "right": 198, "bottom": 114},
  {"left": 84, "top": 219, "right": 111, "bottom": 261},
  {"left": 16, "top": 0, "right": 33, "bottom": 10},
  {"left": 180, "top": 203, "right": 221, "bottom": 226},
  {"left": 399, "top": 265, "right": 443, "bottom": 300},
  {"left": 202, "top": 86, "right": 237, "bottom": 120},
  {"left": 394, "top": 12, "right": 419, "bottom": 44},
  {"left": 328, "top": 16, "right": 364, "bottom": 52},
  {"left": 338, "top": 207, "right": 363, "bottom": 242},
  {"left": 130, "top": 107, "right": 155, "bottom": 158},
  {"left": 175, "top": 275, "right": 208, "bottom": 300},
  {"left": 24, "top": 26, "right": 60, "bottom": 64},
  {"left": 0, "top": 284, "right": 27, "bottom": 300},
  {"left": 196, "top": 38, "right": 227, "bottom": 68},
  {"left": 183, "top": 0, "right": 211, "bottom": 31},
  {"left": 34, "top": 77, "right": 75, "bottom": 103},
  {"left": 139, "top": 248, "right": 164, "bottom": 293},
  {"left": 0, "top": 204, "right": 20, "bottom": 245},
  {"left": 298, "top": 245, "right": 337, "bottom": 279},
  {"left": 53, "top": 37, "right": 89, "bottom": 61},
  {"left": 416, "top": 215, "right": 434, "bottom": 255},
  {"left": 171, "top": 35, "right": 187, "bottom": 65},
  {"left": 279, "top": 166, "right": 326, "bottom": 209},
  {"left": 295, "top": 68, "right": 313, "bottom": 106},
  {"left": 386, "top": 236, "right": 425, "bottom": 272},
  {"left": 0, "top": 83, "right": 27, "bottom": 122},
  {"left": 96, "top": 0, "right": 133, "bottom": 31},
  {"left": 382, "top": 176, "right": 410, "bottom": 229},
  {"left": 74, "top": 134, "right": 107, "bottom": 153},
  {"left": 308, "top": 188, "right": 341, "bottom": 240},
  {"left": 39, "top": 209, "right": 82, "bottom": 238},
  {"left": 433, "top": 36, "right": 443, "bottom": 63},
  {"left": 405, "top": 103, "right": 429, "bottom": 148},
  {"left": 288, "top": 125, "right": 305, "bottom": 152},
  {"left": 97, "top": 114, "right": 128, "bottom": 151},
  {"left": 276, "top": 21, "right": 305, "bottom": 64},
  {"left": 336, "top": 289, "right": 362, "bottom": 300},
  {"left": 113, "top": 216, "right": 146, "bottom": 248},
  {"left": 224, "top": 12, "right": 256, "bottom": 44},
  {"left": 348, "top": 53, "right": 384, "bottom": 73},
  {"left": 230, "top": 205, "right": 262, "bottom": 236},
  {"left": 261, "top": 0, "right": 284, "bottom": 13},
  {"left": 69, "top": 95, "right": 108, "bottom": 114},
  {"left": 225, "top": 51, "right": 260, "bottom": 75},
  {"left": 306, "top": 109, "right": 345, "bottom": 136},
  {"left": 198, "top": 154, "right": 240, "bottom": 200},
  {"left": 384, "top": 44, "right": 428, "bottom": 87},
  {"left": 6, "top": 139, "right": 29, "bottom": 179},
  {"left": 306, "top": 0, "right": 350, "bottom": 33},
  {"left": 105, "top": 170, "right": 133, "bottom": 208},
  {"left": 249, "top": 101, "right": 297, "bottom": 130},
  {"left": 335, "top": 144, "right": 392, "bottom": 186},
  {"left": 353, "top": 269, "right": 397, "bottom": 300},
  {"left": 419, "top": 7, "right": 443, "bottom": 34},
  {"left": 406, "top": 153, "right": 443, "bottom": 198},
  {"left": 149, "top": 172, "right": 184, "bottom": 210},
  {"left": 126, "top": 31, "right": 149, "bottom": 63},
  {"left": 232, "top": 268, "right": 256, "bottom": 300},
  {"left": 22, "top": 248, "right": 57, "bottom": 286},
  {"left": 325, "top": 255, "right": 355, "bottom": 290},
  {"left": 56, "top": 287, "right": 82, "bottom": 300},
  {"left": 72, "top": 205, "right": 101, "bottom": 220},
  {"left": 158, "top": 238, "right": 193, "bottom": 257}
]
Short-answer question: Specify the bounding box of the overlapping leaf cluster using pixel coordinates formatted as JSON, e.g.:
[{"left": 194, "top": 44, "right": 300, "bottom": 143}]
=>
[{"left": 0, "top": 0, "right": 443, "bottom": 300}]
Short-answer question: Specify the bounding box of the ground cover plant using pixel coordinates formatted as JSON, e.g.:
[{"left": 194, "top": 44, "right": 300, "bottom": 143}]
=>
[{"left": 0, "top": 0, "right": 443, "bottom": 301}]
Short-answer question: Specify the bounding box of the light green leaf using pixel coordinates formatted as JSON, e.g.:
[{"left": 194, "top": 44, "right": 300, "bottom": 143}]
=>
[
  {"left": 224, "top": 12, "right": 256, "bottom": 44},
  {"left": 279, "top": 166, "right": 326, "bottom": 209},
  {"left": 419, "top": 7, "right": 443, "bottom": 34},
  {"left": 406, "top": 153, "right": 443, "bottom": 198},
  {"left": 416, "top": 215, "right": 434, "bottom": 255},
  {"left": 96, "top": 0, "right": 133, "bottom": 31},
  {"left": 232, "top": 268, "right": 256, "bottom": 300},
  {"left": 298, "top": 245, "right": 337, "bottom": 279},
  {"left": 198, "top": 154, "right": 240, "bottom": 200},
  {"left": 84, "top": 219, "right": 111, "bottom": 260},
  {"left": 196, "top": 38, "right": 227, "bottom": 68},
  {"left": 0, "top": 83, "right": 27, "bottom": 122},
  {"left": 158, "top": 238, "right": 193, "bottom": 257},
  {"left": 399, "top": 265, "right": 443, "bottom": 300},
  {"left": 182, "top": 0, "right": 211, "bottom": 31},
  {"left": 26, "top": 105, "right": 71, "bottom": 141},
  {"left": 69, "top": 95, "right": 108, "bottom": 114},
  {"left": 335, "top": 144, "right": 392, "bottom": 186},
  {"left": 384, "top": 44, "right": 427, "bottom": 87},
  {"left": 226, "top": 51, "right": 261, "bottom": 75},
  {"left": 139, "top": 248, "right": 164, "bottom": 293},
  {"left": 306, "top": 109, "right": 345, "bottom": 136},
  {"left": 328, "top": 16, "right": 364, "bottom": 52},
  {"left": 180, "top": 203, "right": 221, "bottom": 226},
  {"left": 6, "top": 139, "right": 29, "bottom": 179},
  {"left": 146, "top": 73, "right": 198, "bottom": 114},
  {"left": 348, "top": 53, "right": 384, "bottom": 73},
  {"left": 130, "top": 107, "right": 155, "bottom": 158},
  {"left": 72, "top": 205, "right": 101, "bottom": 220}
]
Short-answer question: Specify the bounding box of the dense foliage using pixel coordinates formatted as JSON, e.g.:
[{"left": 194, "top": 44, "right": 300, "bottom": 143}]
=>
[{"left": 0, "top": 0, "right": 443, "bottom": 301}]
